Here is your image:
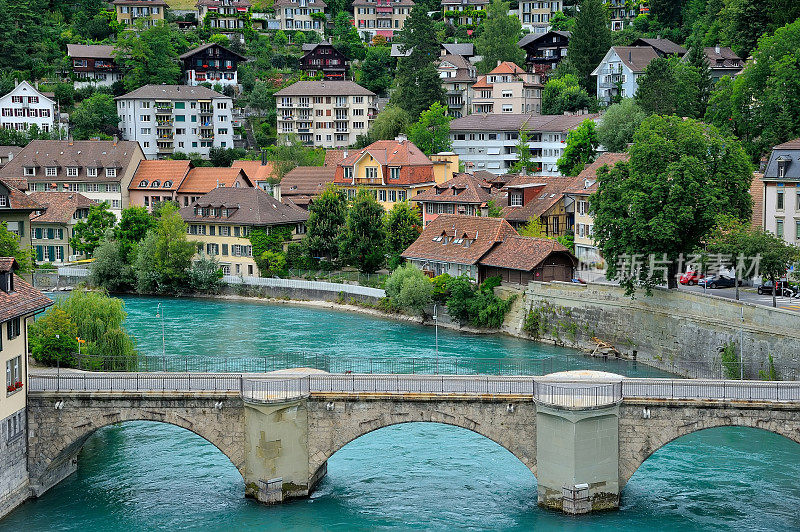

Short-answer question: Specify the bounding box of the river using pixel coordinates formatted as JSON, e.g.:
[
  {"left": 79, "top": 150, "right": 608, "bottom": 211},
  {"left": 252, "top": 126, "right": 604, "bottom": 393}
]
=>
[{"left": 3, "top": 296, "right": 800, "bottom": 530}]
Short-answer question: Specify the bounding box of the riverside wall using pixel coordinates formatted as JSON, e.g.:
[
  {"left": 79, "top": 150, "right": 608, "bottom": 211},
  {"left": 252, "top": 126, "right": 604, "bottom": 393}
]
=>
[{"left": 497, "top": 282, "right": 800, "bottom": 379}]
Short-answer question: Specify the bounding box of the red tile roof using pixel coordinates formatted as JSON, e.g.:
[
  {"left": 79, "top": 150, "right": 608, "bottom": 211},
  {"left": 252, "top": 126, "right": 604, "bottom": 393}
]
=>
[
  {"left": 29, "top": 192, "right": 96, "bottom": 224},
  {"left": 502, "top": 175, "right": 578, "bottom": 223},
  {"left": 231, "top": 160, "right": 277, "bottom": 182},
  {"left": 0, "top": 179, "right": 42, "bottom": 211},
  {"left": 490, "top": 61, "right": 525, "bottom": 75},
  {"left": 402, "top": 214, "right": 517, "bottom": 265},
  {"left": 177, "top": 167, "right": 253, "bottom": 194},
  {"left": 281, "top": 166, "right": 335, "bottom": 198},
  {"left": 339, "top": 139, "right": 431, "bottom": 167},
  {"left": 480, "top": 236, "right": 576, "bottom": 271},
  {"left": 323, "top": 150, "right": 346, "bottom": 167},
  {"left": 0, "top": 263, "right": 52, "bottom": 322},
  {"left": 564, "top": 152, "right": 629, "bottom": 194},
  {"left": 411, "top": 173, "right": 496, "bottom": 204},
  {"left": 130, "top": 160, "right": 192, "bottom": 191}
]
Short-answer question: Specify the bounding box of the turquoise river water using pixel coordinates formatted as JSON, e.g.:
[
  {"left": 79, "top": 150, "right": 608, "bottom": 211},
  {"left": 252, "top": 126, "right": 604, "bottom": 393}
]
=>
[{"left": 3, "top": 296, "right": 800, "bottom": 531}]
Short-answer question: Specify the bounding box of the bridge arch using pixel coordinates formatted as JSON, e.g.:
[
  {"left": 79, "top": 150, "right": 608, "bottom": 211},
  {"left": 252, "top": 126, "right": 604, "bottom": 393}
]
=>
[
  {"left": 307, "top": 398, "right": 537, "bottom": 480},
  {"left": 618, "top": 403, "right": 800, "bottom": 486},
  {"left": 27, "top": 395, "right": 246, "bottom": 496}
]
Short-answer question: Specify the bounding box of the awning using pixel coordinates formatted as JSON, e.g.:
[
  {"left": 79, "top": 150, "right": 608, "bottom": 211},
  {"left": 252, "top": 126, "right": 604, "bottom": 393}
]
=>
[{"left": 376, "top": 30, "right": 394, "bottom": 37}]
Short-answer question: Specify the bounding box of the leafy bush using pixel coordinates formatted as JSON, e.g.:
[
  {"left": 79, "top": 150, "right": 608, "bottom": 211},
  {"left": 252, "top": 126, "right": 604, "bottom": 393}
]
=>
[
  {"left": 430, "top": 273, "right": 452, "bottom": 303},
  {"left": 189, "top": 256, "right": 224, "bottom": 292},
  {"left": 385, "top": 264, "right": 433, "bottom": 315},
  {"left": 720, "top": 341, "right": 740, "bottom": 379},
  {"left": 444, "top": 275, "right": 516, "bottom": 328},
  {"left": 89, "top": 238, "right": 134, "bottom": 292}
]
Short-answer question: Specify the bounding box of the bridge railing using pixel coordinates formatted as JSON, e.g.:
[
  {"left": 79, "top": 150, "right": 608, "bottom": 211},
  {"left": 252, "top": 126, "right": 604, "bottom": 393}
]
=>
[
  {"left": 622, "top": 378, "right": 800, "bottom": 402},
  {"left": 533, "top": 381, "right": 622, "bottom": 409},
  {"left": 29, "top": 372, "right": 244, "bottom": 393}
]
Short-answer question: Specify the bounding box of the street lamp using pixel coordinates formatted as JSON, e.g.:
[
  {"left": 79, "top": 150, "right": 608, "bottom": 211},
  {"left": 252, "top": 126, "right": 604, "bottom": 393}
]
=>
[
  {"left": 156, "top": 303, "right": 166, "bottom": 359},
  {"left": 433, "top": 304, "right": 439, "bottom": 355}
]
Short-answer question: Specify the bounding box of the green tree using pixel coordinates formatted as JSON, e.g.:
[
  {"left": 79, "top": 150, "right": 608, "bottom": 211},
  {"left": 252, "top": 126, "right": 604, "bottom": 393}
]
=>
[
  {"left": 70, "top": 202, "right": 116, "bottom": 258},
  {"left": 115, "top": 21, "right": 182, "bottom": 91},
  {"left": 635, "top": 57, "right": 677, "bottom": 115},
  {"left": 408, "top": 102, "right": 452, "bottom": 156},
  {"left": 306, "top": 184, "right": 346, "bottom": 262},
  {"left": 596, "top": 98, "right": 646, "bottom": 152},
  {"left": 89, "top": 239, "right": 133, "bottom": 292},
  {"left": 28, "top": 307, "right": 79, "bottom": 367},
  {"left": 557, "top": 119, "right": 598, "bottom": 176},
  {"left": 475, "top": 0, "right": 524, "bottom": 74},
  {"left": 384, "top": 263, "right": 433, "bottom": 315},
  {"left": 114, "top": 206, "right": 155, "bottom": 262},
  {"left": 331, "top": 12, "right": 366, "bottom": 61},
  {"left": 357, "top": 46, "right": 394, "bottom": 96},
  {"left": 258, "top": 249, "right": 287, "bottom": 277},
  {"left": 384, "top": 201, "right": 422, "bottom": 269},
  {"left": 71, "top": 93, "right": 118, "bottom": 140},
  {"left": 685, "top": 43, "right": 714, "bottom": 115},
  {"left": 396, "top": 4, "right": 439, "bottom": 61},
  {"left": 133, "top": 202, "right": 198, "bottom": 293},
  {"left": 518, "top": 217, "right": 546, "bottom": 237},
  {"left": 541, "top": 74, "right": 598, "bottom": 115},
  {"left": 567, "top": 0, "right": 612, "bottom": 91},
  {"left": 339, "top": 189, "right": 386, "bottom": 273},
  {"left": 0, "top": 222, "right": 33, "bottom": 272},
  {"left": 512, "top": 129, "right": 535, "bottom": 174},
  {"left": 591, "top": 115, "right": 753, "bottom": 293},
  {"left": 370, "top": 106, "right": 411, "bottom": 141},
  {"left": 268, "top": 135, "right": 325, "bottom": 178},
  {"left": 549, "top": 11, "right": 575, "bottom": 31}
]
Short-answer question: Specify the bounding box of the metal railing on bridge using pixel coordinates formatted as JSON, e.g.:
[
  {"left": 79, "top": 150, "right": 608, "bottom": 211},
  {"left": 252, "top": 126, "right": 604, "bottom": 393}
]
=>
[{"left": 28, "top": 373, "right": 800, "bottom": 405}]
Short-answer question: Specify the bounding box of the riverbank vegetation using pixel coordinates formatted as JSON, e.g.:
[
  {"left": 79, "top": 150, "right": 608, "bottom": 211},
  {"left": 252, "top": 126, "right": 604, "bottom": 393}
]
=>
[{"left": 29, "top": 289, "right": 138, "bottom": 369}]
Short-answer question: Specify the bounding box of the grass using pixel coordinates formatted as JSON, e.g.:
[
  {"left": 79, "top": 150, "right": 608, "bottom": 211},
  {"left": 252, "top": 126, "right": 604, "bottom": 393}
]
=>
[{"left": 166, "top": 0, "right": 197, "bottom": 11}]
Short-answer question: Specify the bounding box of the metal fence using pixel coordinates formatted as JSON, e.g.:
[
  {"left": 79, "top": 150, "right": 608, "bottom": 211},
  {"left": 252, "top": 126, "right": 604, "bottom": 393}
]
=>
[
  {"left": 222, "top": 275, "right": 385, "bottom": 298},
  {"left": 28, "top": 372, "right": 800, "bottom": 404}
]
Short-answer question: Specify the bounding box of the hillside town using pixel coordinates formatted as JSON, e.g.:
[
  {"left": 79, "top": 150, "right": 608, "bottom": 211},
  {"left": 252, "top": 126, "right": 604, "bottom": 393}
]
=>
[{"left": 2, "top": 0, "right": 800, "bottom": 528}]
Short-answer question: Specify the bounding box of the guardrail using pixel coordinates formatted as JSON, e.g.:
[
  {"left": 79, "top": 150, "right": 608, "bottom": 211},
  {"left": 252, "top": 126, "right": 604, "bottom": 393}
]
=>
[
  {"left": 222, "top": 275, "right": 385, "bottom": 298},
  {"left": 28, "top": 373, "right": 800, "bottom": 405}
]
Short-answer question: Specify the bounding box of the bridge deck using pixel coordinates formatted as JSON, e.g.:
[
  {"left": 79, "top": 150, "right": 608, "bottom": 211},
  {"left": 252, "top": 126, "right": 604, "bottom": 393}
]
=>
[{"left": 28, "top": 372, "right": 800, "bottom": 408}]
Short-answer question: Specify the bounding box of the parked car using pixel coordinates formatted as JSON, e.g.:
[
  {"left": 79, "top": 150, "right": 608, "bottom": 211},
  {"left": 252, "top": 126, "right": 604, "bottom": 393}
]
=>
[
  {"left": 679, "top": 270, "right": 704, "bottom": 285},
  {"left": 698, "top": 275, "right": 741, "bottom": 289},
  {"left": 756, "top": 280, "right": 794, "bottom": 296}
]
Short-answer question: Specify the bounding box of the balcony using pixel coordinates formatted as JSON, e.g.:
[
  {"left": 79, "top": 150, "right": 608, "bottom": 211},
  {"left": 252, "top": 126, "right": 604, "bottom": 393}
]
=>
[
  {"left": 334, "top": 101, "right": 348, "bottom": 108},
  {"left": 448, "top": 100, "right": 463, "bottom": 108},
  {"left": 355, "top": 177, "right": 382, "bottom": 185},
  {"left": 199, "top": 108, "right": 214, "bottom": 116},
  {"left": 280, "top": 115, "right": 295, "bottom": 121},
  {"left": 155, "top": 104, "right": 172, "bottom": 111},
  {"left": 156, "top": 118, "right": 173, "bottom": 125},
  {"left": 297, "top": 102, "right": 311, "bottom": 108},
  {"left": 276, "top": 102, "right": 294, "bottom": 109},
  {"left": 297, "top": 128, "right": 310, "bottom": 133}
]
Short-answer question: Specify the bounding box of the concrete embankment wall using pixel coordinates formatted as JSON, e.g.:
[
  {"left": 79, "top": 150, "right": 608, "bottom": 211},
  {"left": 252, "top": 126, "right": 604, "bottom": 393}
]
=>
[
  {"left": 221, "top": 277, "right": 385, "bottom": 306},
  {"left": 497, "top": 282, "right": 800, "bottom": 379}
]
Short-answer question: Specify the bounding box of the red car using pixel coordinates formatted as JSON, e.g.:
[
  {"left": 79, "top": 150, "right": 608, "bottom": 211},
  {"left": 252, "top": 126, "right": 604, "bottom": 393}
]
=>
[{"left": 679, "top": 271, "right": 704, "bottom": 285}]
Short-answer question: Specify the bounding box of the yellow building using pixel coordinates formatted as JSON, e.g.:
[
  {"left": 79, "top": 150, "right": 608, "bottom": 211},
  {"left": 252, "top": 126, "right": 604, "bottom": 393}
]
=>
[
  {"left": 111, "top": 0, "right": 168, "bottom": 27},
  {"left": 333, "top": 138, "right": 459, "bottom": 210},
  {"left": 180, "top": 187, "right": 308, "bottom": 276},
  {"left": 0, "top": 258, "right": 52, "bottom": 518}
]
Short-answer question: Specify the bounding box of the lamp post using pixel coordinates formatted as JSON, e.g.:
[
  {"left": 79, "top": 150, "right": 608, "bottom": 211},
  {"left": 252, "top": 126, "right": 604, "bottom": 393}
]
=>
[
  {"left": 156, "top": 303, "right": 166, "bottom": 360},
  {"left": 433, "top": 304, "right": 439, "bottom": 356},
  {"left": 740, "top": 305, "right": 744, "bottom": 380}
]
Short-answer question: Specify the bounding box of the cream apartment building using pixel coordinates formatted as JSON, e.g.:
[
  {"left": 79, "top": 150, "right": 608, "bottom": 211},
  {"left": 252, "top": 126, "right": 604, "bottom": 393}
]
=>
[
  {"left": 471, "top": 62, "right": 543, "bottom": 114},
  {"left": 352, "top": 0, "right": 414, "bottom": 41},
  {"left": 274, "top": 80, "right": 376, "bottom": 148},
  {"left": 518, "top": 0, "right": 561, "bottom": 33}
]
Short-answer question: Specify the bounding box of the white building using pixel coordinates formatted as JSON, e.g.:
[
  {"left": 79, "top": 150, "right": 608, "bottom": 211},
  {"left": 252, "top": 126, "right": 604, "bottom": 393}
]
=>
[
  {"left": 591, "top": 46, "right": 658, "bottom": 105},
  {"left": 273, "top": 0, "right": 326, "bottom": 33},
  {"left": 274, "top": 80, "right": 376, "bottom": 148},
  {"left": 66, "top": 44, "right": 123, "bottom": 89},
  {"left": 0, "top": 81, "right": 60, "bottom": 135},
  {"left": 761, "top": 138, "right": 800, "bottom": 244},
  {"left": 448, "top": 113, "right": 599, "bottom": 175},
  {"left": 518, "top": 0, "right": 562, "bottom": 33},
  {"left": 116, "top": 85, "right": 234, "bottom": 160}
]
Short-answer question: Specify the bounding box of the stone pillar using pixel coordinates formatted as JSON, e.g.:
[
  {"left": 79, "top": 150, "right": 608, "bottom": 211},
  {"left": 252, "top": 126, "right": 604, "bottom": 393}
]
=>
[
  {"left": 242, "top": 398, "right": 323, "bottom": 504},
  {"left": 535, "top": 403, "right": 620, "bottom": 512}
]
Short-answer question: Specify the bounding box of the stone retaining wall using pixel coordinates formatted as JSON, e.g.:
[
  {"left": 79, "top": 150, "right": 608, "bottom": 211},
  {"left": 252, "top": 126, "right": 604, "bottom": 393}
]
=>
[
  {"left": 0, "top": 410, "right": 28, "bottom": 520},
  {"left": 497, "top": 282, "right": 800, "bottom": 379}
]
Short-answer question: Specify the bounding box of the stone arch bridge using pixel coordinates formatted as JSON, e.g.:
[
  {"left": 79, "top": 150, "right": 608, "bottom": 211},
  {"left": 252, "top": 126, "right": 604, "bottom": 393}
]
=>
[{"left": 26, "top": 372, "right": 800, "bottom": 513}]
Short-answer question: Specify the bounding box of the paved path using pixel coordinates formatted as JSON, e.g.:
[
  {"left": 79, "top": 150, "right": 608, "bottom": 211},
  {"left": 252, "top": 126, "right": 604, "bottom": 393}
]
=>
[{"left": 679, "top": 284, "right": 800, "bottom": 312}]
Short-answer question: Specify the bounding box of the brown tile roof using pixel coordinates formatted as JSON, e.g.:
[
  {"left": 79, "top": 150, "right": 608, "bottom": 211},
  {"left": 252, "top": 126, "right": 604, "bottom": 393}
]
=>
[
  {"left": 0, "top": 266, "right": 52, "bottom": 322},
  {"left": 502, "top": 175, "right": 577, "bottom": 223},
  {"left": 112, "top": 0, "right": 167, "bottom": 4},
  {"left": 564, "top": 152, "right": 629, "bottom": 194},
  {"left": 339, "top": 139, "right": 431, "bottom": 167},
  {"left": 402, "top": 214, "right": 517, "bottom": 265},
  {"left": 449, "top": 113, "right": 599, "bottom": 133},
  {"left": 0, "top": 179, "right": 42, "bottom": 211},
  {"left": 231, "top": 160, "right": 277, "bottom": 182},
  {"left": 438, "top": 53, "right": 472, "bottom": 70},
  {"left": 275, "top": 0, "right": 326, "bottom": 7},
  {"left": 29, "top": 192, "right": 96, "bottom": 224},
  {"left": 0, "top": 258, "right": 16, "bottom": 272},
  {"left": 179, "top": 187, "right": 308, "bottom": 226},
  {"left": 441, "top": 43, "right": 475, "bottom": 57},
  {"left": 704, "top": 46, "right": 742, "bottom": 68},
  {"left": 177, "top": 167, "right": 253, "bottom": 194},
  {"left": 281, "top": 166, "right": 335, "bottom": 198},
  {"left": 612, "top": 46, "right": 660, "bottom": 72},
  {"left": 323, "top": 150, "right": 345, "bottom": 167},
  {"left": 479, "top": 235, "right": 576, "bottom": 271},
  {"left": 518, "top": 30, "right": 571, "bottom": 48},
  {"left": 0, "top": 140, "right": 143, "bottom": 183},
  {"left": 116, "top": 84, "right": 226, "bottom": 100},
  {"left": 0, "top": 146, "right": 23, "bottom": 161},
  {"left": 411, "top": 173, "right": 496, "bottom": 204},
  {"left": 774, "top": 138, "right": 800, "bottom": 150},
  {"left": 631, "top": 38, "right": 686, "bottom": 56},
  {"left": 179, "top": 43, "right": 247, "bottom": 60},
  {"left": 130, "top": 160, "right": 192, "bottom": 191},
  {"left": 274, "top": 80, "right": 375, "bottom": 97},
  {"left": 352, "top": 0, "right": 413, "bottom": 5},
  {"left": 66, "top": 44, "right": 116, "bottom": 59}
]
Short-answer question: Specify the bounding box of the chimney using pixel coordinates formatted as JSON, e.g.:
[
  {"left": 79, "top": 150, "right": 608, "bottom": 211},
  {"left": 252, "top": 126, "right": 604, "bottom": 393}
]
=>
[
  {"left": 497, "top": 60, "right": 502, "bottom": 67},
  {"left": 261, "top": 148, "right": 267, "bottom": 165},
  {"left": 112, "top": 134, "right": 118, "bottom": 146},
  {"left": 629, "top": 50, "right": 632, "bottom": 62},
  {"left": 343, "top": 149, "right": 348, "bottom": 158},
  {"left": 395, "top": 133, "right": 407, "bottom": 143},
  {"left": 715, "top": 44, "right": 721, "bottom": 54}
]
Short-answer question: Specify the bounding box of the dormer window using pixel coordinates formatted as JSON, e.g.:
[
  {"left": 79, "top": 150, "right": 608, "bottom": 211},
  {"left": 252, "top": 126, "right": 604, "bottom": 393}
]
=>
[
  {"left": 163, "top": 181, "right": 172, "bottom": 188},
  {"left": 343, "top": 166, "right": 353, "bottom": 180},
  {"left": 0, "top": 271, "right": 13, "bottom": 294},
  {"left": 106, "top": 168, "right": 117, "bottom": 178},
  {"left": 510, "top": 192, "right": 523, "bottom": 207},
  {"left": 87, "top": 167, "right": 98, "bottom": 177},
  {"left": 151, "top": 180, "right": 161, "bottom": 188},
  {"left": 389, "top": 167, "right": 400, "bottom": 180},
  {"left": 778, "top": 161, "right": 788, "bottom": 179},
  {"left": 221, "top": 208, "right": 228, "bottom": 217},
  {"left": 45, "top": 167, "right": 57, "bottom": 177},
  {"left": 0, "top": 195, "right": 7, "bottom": 207},
  {"left": 67, "top": 167, "right": 79, "bottom": 177},
  {"left": 139, "top": 180, "right": 149, "bottom": 187},
  {"left": 23, "top": 167, "right": 35, "bottom": 176}
]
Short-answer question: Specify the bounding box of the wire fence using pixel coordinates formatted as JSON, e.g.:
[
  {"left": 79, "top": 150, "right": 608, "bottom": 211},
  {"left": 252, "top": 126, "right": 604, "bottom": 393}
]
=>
[{"left": 28, "top": 373, "right": 800, "bottom": 404}]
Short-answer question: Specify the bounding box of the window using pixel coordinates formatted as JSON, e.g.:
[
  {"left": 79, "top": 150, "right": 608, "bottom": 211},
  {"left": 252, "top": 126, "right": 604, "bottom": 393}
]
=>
[
  {"left": 5, "top": 410, "right": 23, "bottom": 440},
  {"left": 379, "top": 189, "right": 387, "bottom": 202},
  {"left": 7, "top": 317, "right": 20, "bottom": 340},
  {"left": 6, "top": 356, "right": 21, "bottom": 394},
  {"left": 106, "top": 168, "right": 116, "bottom": 178},
  {"left": 510, "top": 192, "right": 523, "bottom": 207},
  {"left": 175, "top": 102, "right": 185, "bottom": 109},
  {"left": 23, "top": 167, "right": 36, "bottom": 176},
  {"left": 365, "top": 167, "right": 378, "bottom": 180},
  {"left": 139, "top": 180, "right": 149, "bottom": 187},
  {"left": 45, "top": 167, "right": 57, "bottom": 177},
  {"left": 777, "top": 190, "right": 785, "bottom": 210},
  {"left": 87, "top": 168, "right": 97, "bottom": 177},
  {"left": 777, "top": 219, "right": 784, "bottom": 238},
  {"left": 389, "top": 167, "right": 400, "bottom": 180},
  {"left": 67, "top": 167, "right": 78, "bottom": 177}
]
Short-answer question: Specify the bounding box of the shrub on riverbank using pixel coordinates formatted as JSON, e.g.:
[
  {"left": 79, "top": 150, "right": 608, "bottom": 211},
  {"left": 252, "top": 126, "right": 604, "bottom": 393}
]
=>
[
  {"left": 385, "top": 264, "right": 433, "bottom": 315},
  {"left": 29, "top": 289, "right": 138, "bottom": 369}
]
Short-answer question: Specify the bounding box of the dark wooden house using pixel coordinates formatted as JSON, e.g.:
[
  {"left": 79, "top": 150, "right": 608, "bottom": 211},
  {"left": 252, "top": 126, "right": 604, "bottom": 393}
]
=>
[
  {"left": 179, "top": 43, "right": 247, "bottom": 88},
  {"left": 479, "top": 235, "right": 577, "bottom": 284},
  {"left": 518, "top": 30, "right": 570, "bottom": 76},
  {"left": 300, "top": 41, "right": 349, "bottom": 80}
]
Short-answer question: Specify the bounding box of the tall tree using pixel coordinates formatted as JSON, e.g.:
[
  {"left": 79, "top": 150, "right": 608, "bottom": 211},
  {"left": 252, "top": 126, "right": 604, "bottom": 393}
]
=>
[
  {"left": 685, "top": 44, "right": 714, "bottom": 116},
  {"left": 541, "top": 74, "right": 598, "bottom": 114},
  {"left": 70, "top": 202, "right": 116, "bottom": 258},
  {"left": 384, "top": 201, "right": 422, "bottom": 270},
  {"left": 595, "top": 98, "right": 646, "bottom": 152},
  {"left": 591, "top": 115, "right": 753, "bottom": 293},
  {"left": 408, "top": 102, "right": 452, "bottom": 156},
  {"left": 370, "top": 106, "right": 411, "bottom": 140},
  {"left": 357, "top": 46, "right": 395, "bottom": 96},
  {"left": 71, "top": 94, "right": 119, "bottom": 140},
  {"left": 339, "top": 189, "right": 386, "bottom": 273},
  {"left": 306, "top": 184, "right": 347, "bottom": 262},
  {"left": 566, "top": 0, "right": 612, "bottom": 92},
  {"left": 114, "top": 206, "right": 156, "bottom": 262},
  {"left": 475, "top": 0, "right": 525, "bottom": 74},
  {"left": 557, "top": 119, "right": 598, "bottom": 176},
  {"left": 134, "top": 202, "right": 198, "bottom": 293},
  {"left": 0, "top": 223, "right": 33, "bottom": 272},
  {"left": 396, "top": 4, "right": 439, "bottom": 62},
  {"left": 331, "top": 12, "right": 366, "bottom": 61},
  {"left": 635, "top": 57, "right": 677, "bottom": 115},
  {"left": 115, "top": 21, "right": 182, "bottom": 91}
]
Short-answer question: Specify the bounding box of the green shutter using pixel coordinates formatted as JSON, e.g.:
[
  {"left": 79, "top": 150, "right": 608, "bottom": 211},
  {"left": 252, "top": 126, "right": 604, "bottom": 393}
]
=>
[
  {"left": 35, "top": 246, "right": 43, "bottom": 262},
  {"left": 47, "top": 246, "right": 55, "bottom": 262}
]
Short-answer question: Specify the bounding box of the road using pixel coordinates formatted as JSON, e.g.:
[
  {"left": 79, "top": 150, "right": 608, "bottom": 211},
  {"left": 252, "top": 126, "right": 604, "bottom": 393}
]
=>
[{"left": 679, "top": 284, "right": 800, "bottom": 312}]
